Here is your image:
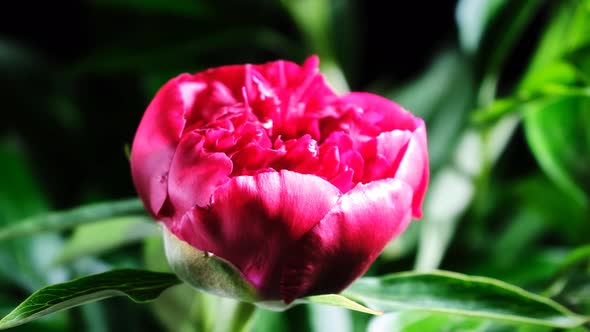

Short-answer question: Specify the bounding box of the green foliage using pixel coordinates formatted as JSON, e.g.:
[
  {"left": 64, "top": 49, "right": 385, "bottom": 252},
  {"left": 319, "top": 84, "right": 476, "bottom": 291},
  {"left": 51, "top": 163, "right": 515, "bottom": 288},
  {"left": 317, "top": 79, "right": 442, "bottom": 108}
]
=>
[
  {"left": 0, "top": 199, "right": 146, "bottom": 241},
  {"left": 54, "top": 217, "right": 159, "bottom": 265},
  {"left": 303, "top": 295, "right": 380, "bottom": 316},
  {"left": 0, "top": 269, "right": 181, "bottom": 330},
  {"left": 2, "top": 0, "right": 590, "bottom": 331},
  {"left": 345, "top": 271, "right": 589, "bottom": 328}
]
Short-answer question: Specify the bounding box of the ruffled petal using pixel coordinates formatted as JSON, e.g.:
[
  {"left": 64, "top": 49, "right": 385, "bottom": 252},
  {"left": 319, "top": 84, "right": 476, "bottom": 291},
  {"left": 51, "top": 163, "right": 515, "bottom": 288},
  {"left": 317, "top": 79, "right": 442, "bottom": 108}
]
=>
[
  {"left": 338, "top": 92, "right": 429, "bottom": 217},
  {"left": 131, "top": 74, "right": 204, "bottom": 217},
  {"left": 175, "top": 170, "right": 341, "bottom": 297},
  {"left": 280, "top": 178, "right": 413, "bottom": 303},
  {"left": 167, "top": 131, "right": 233, "bottom": 217}
]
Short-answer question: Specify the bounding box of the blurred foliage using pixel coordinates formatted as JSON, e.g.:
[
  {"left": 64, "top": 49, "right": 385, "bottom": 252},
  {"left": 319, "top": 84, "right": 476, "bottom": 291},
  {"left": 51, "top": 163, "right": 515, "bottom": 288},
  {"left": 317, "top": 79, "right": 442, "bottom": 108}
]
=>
[{"left": 0, "top": 0, "right": 589, "bottom": 331}]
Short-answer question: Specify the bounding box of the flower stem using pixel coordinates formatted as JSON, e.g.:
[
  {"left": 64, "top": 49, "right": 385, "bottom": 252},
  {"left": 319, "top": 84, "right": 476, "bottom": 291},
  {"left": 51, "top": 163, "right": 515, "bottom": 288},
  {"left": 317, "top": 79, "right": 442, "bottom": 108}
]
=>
[{"left": 225, "top": 301, "right": 256, "bottom": 332}]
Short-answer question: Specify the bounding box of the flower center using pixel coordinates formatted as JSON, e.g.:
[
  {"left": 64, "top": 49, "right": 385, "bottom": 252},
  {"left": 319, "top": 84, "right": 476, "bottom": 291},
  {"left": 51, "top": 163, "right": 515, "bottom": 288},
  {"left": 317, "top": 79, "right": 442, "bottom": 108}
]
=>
[{"left": 191, "top": 99, "right": 400, "bottom": 193}]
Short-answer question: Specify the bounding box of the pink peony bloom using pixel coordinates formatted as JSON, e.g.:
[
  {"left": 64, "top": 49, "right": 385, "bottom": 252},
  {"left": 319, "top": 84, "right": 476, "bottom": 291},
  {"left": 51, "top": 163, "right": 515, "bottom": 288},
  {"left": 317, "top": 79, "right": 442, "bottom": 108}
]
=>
[{"left": 131, "top": 56, "right": 429, "bottom": 304}]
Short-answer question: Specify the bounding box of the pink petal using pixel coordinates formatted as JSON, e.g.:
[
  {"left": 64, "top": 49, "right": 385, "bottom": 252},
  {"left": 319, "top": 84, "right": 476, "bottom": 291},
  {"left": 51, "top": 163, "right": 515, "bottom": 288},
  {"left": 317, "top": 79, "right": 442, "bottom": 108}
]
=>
[
  {"left": 376, "top": 131, "right": 413, "bottom": 164},
  {"left": 340, "top": 92, "right": 420, "bottom": 132},
  {"left": 280, "top": 178, "right": 413, "bottom": 303},
  {"left": 175, "top": 170, "right": 341, "bottom": 298},
  {"left": 167, "top": 131, "right": 233, "bottom": 216},
  {"left": 394, "top": 120, "right": 429, "bottom": 218},
  {"left": 131, "top": 74, "right": 202, "bottom": 217},
  {"left": 340, "top": 92, "right": 429, "bottom": 217}
]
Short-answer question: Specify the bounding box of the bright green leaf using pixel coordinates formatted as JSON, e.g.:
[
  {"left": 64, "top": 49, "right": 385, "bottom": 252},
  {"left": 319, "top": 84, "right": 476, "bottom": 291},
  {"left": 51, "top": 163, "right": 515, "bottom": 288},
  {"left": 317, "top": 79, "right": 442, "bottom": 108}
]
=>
[
  {"left": 472, "top": 97, "right": 523, "bottom": 124},
  {"left": 368, "top": 311, "right": 507, "bottom": 332},
  {"left": 344, "top": 271, "right": 589, "bottom": 328},
  {"left": 0, "top": 198, "right": 146, "bottom": 241},
  {"left": 560, "top": 245, "right": 590, "bottom": 271},
  {"left": 54, "top": 217, "right": 159, "bottom": 265},
  {"left": 525, "top": 0, "right": 590, "bottom": 73},
  {"left": 0, "top": 269, "right": 181, "bottom": 330},
  {"left": 521, "top": 62, "right": 580, "bottom": 94}
]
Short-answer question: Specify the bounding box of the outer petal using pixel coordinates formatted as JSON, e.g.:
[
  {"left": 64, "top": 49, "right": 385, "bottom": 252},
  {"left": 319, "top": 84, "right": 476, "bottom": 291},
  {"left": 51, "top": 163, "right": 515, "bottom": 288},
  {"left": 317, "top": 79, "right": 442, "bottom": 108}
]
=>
[
  {"left": 340, "top": 92, "right": 429, "bottom": 218},
  {"left": 174, "top": 170, "right": 341, "bottom": 298},
  {"left": 131, "top": 74, "right": 205, "bottom": 217},
  {"left": 372, "top": 125, "right": 429, "bottom": 218},
  {"left": 280, "top": 178, "right": 413, "bottom": 303},
  {"left": 340, "top": 92, "right": 420, "bottom": 132},
  {"left": 394, "top": 120, "right": 429, "bottom": 218}
]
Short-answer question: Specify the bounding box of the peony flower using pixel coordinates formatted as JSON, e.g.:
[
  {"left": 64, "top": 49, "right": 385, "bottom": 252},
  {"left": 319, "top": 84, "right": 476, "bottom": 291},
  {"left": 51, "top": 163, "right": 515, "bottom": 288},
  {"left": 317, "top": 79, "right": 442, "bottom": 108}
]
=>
[{"left": 130, "top": 56, "right": 428, "bottom": 304}]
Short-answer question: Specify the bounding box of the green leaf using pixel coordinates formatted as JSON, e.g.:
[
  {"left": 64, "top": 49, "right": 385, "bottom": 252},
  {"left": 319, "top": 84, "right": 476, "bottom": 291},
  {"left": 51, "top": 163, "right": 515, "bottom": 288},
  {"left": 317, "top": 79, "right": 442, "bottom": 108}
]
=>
[
  {"left": 0, "top": 198, "right": 146, "bottom": 241},
  {"left": 525, "top": 0, "right": 590, "bottom": 74},
  {"left": 560, "top": 245, "right": 590, "bottom": 271},
  {"left": 343, "top": 271, "right": 589, "bottom": 328},
  {"left": 0, "top": 142, "right": 67, "bottom": 293},
  {"left": 473, "top": 0, "right": 545, "bottom": 104},
  {"left": 0, "top": 269, "right": 181, "bottom": 330},
  {"left": 521, "top": 61, "right": 580, "bottom": 94},
  {"left": 304, "top": 295, "right": 381, "bottom": 316},
  {"left": 513, "top": 176, "right": 589, "bottom": 243},
  {"left": 0, "top": 143, "right": 48, "bottom": 225},
  {"left": 472, "top": 96, "right": 524, "bottom": 124},
  {"left": 281, "top": 0, "right": 331, "bottom": 58},
  {"left": 367, "top": 311, "right": 507, "bottom": 332},
  {"left": 473, "top": 62, "right": 590, "bottom": 124},
  {"left": 523, "top": 97, "right": 590, "bottom": 205},
  {"left": 54, "top": 217, "right": 159, "bottom": 265}
]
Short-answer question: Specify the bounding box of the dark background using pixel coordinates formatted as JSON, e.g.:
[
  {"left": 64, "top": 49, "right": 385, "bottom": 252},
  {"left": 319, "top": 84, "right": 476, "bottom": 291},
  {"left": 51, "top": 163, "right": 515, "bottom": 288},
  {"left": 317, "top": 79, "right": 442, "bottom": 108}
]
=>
[{"left": 1, "top": 0, "right": 471, "bottom": 209}]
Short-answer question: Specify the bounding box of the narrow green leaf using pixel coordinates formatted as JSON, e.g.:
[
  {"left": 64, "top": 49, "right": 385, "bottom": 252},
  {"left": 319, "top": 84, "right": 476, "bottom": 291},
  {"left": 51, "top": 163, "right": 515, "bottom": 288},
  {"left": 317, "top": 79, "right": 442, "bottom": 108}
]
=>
[
  {"left": 473, "top": 62, "right": 590, "bottom": 125},
  {"left": 560, "top": 245, "right": 590, "bottom": 271},
  {"left": 304, "top": 294, "right": 381, "bottom": 316},
  {"left": 525, "top": 0, "right": 590, "bottom": 74},
  {"left": 0, "top": 269, "right": 181, "bottom": 330},
  {"left": 472, "top": 97, "right": 524, "bottom": 124},
  {"left": 0, "top": 142, "right": 67, "bottom": 293},
  {"left": 456, "top": 0, "right": 507, "bottom": 53},
  {"left": 0, "top": 198, "right": 146, "bottom": 241},
  {"left": 54, "top": 217, "right": 159, "bottom": 265},
  {"left": 343, "top": 271, "right": 589, "bottom": 328},
  {"left": 281, "top": 0, "right": 331, "bottom": 57},
  {"left": 474, "top": 0, "right": 545, "bottom": 104}
]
